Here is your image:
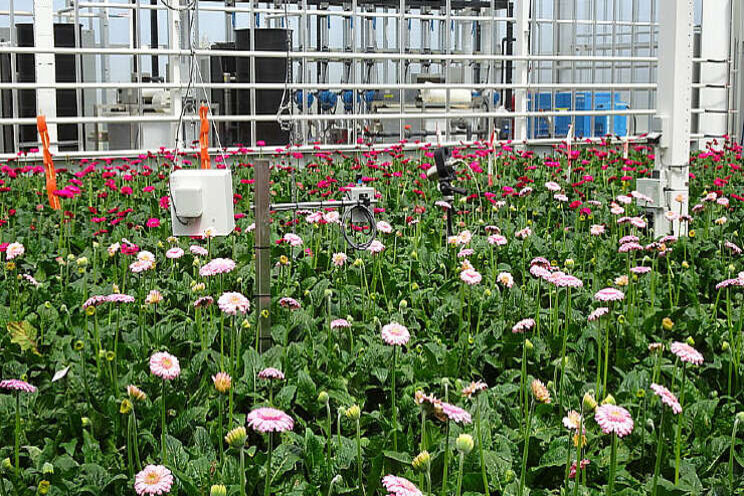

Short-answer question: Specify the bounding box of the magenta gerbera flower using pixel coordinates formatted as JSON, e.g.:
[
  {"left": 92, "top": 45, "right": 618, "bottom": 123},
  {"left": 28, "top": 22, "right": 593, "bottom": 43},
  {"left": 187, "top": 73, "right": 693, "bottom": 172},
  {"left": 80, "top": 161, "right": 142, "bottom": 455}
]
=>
[
  {"left": 257, "top": 367, "right": 285, "bottom": 381},
  {"left": 0, "top": 379, "right": 37, "bottom": 393},
  {"left": 149, "top": 352, "right": 181, "bottom": 380},
  {"left": 381, "top": 322, "right": 410, "bottom": 346},
  {"left": 134, "top": 465, "right": 173, "bottom": 495},
  {"left": 594, "top": 404, "right": 634, "bottom": 438},
  {"left": 247, "top": 407, "right": 294, "bottom": 433},
  {"left": 650, "top": 383, "right": 682, "bottom": 414},
  {"left": 381, "top": 475, "right": 423, "bottom": 496},
  {"left": 670, "top": 341, "right": 704, "bottom": 365}
]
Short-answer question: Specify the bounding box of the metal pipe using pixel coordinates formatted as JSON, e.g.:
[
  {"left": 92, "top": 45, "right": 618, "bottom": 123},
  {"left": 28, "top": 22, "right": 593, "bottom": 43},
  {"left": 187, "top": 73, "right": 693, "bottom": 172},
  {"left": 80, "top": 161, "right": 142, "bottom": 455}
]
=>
[
  {"left": 0, "top": 108, "right": 656, "bottom": 126},
  {"left": 253, "top": 159, "right": 272, "bottom": 353}
]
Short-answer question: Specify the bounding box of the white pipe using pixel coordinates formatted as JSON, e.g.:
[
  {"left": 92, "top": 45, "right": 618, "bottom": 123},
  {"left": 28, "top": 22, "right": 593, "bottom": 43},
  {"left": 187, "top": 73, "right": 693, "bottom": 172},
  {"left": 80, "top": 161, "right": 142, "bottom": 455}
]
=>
[
  {"left": 0, "top": 46, "right": 659, "bottom": 62},
  {"left": 699, "top": 0, "right": 730, "bottom": 148},
  {"left": 0, "top": 135, "right": 652, "bottom": 162},
  {"left": 0, "top": 108, "right": 655, "bottom": 126}
]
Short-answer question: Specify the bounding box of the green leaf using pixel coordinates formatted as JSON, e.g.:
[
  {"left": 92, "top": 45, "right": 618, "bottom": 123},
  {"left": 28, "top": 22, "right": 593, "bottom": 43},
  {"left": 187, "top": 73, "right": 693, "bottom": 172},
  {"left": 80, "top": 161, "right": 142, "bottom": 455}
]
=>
[{"left": 7, "top": 320, "right": 41, "bottom": 355}]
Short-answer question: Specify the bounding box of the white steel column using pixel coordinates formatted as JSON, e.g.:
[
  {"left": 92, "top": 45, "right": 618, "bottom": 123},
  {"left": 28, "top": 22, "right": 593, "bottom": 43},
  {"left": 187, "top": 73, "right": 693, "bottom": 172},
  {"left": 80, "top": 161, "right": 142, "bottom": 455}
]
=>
[
  {"left": 168, "top": 0, "right": 182, "bottom": 148},
  {"left": 34, "top": 0, "right": 58, "bottom": 151},
  {"left": 514, "top": 0, "right": 530, "bottom": 143},
  {"left": 655, "top": 0, "right": 693, "bottom": 236},
  {"left": 699, "top": 0, "right": 730, "bottom": 147}
]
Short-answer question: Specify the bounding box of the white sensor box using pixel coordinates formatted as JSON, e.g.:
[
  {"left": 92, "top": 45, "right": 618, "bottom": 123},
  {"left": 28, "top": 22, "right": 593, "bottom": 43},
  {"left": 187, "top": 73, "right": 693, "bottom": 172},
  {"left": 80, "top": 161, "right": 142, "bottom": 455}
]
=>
[{"left": 170, "top": 169, "right": 235, "bottom": 237}]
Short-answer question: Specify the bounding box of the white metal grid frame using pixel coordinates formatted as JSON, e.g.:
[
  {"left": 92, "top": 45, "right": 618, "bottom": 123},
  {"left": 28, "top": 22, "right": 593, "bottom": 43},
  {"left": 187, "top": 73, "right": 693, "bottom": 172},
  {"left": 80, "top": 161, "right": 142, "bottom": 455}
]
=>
[{"left": 0, "top": 0, "right": 737, "bottom": 157}]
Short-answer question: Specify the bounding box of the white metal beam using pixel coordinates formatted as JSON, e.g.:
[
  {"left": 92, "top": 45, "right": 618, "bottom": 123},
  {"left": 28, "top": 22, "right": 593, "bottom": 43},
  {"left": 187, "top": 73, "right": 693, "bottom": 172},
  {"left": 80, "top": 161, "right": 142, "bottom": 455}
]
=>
[
  {"left": 699, "top": 0, "right": 730, "bottom": 147},
  {"left": 654, "top": 0, "right": 693, "bottom": 236},
  {"left": 513, "top": 0, "right": 530, "bottom": 143},
  {"left": 34, "top": 0, "right": 58, "bottom": 151}
]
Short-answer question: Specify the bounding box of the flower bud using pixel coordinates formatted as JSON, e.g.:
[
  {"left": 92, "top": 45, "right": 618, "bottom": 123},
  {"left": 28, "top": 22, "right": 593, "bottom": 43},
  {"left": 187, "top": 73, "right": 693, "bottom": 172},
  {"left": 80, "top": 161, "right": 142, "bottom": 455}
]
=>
[
  {"left": 456, "top": 434, "right": 474, "bottom": 455},
  {"left": 345, "top": 405, "right": 361, "bottom": 420},
  {"left": 37, "top": 480, "right": 50, "bottom": 495},
  {"left": 120, "top": 399, "right": 133, "bottom": 415},
  {"left": 210, "top": 484, "right": 228, "bottom": 496},
  {"left": 686, "top": 336, "right": 695, "bottom": 346},
  {"left": 602, "top": 394, "right": 616, "bottom": 405},
  {"left": 412, "top": 451, "right": 431, "bottom": 472},
  {"left": 225, "top": 426, "right": 247, "bottom": 449},
  {"left": 582, "top": 392, "right": 597, "bottom": 411},
  {"left": 662, "top": 318, "right": 674, "bottom": 331},
  {"left": 399, "top": 299, "right": 408, "bottom": 309},
  {"left": 505, "top": 469, "right": 515, "bottom": 483},
  {"left": 42, "top": 462, "right": 54, "bottom": 475},
  {"left": 722, "top": 341, "right": 731, "bottom": 352},
  {"left": 318, "top": 391, "right": 330, "bottom": 405},
  {"left": 524, "top": 339, "right": 534, "bottom": 352},
  {"left": 735, "top": 412, "right": 744, "bottom": 424},
  {"left": 2, "top": 458, "right": 11, "bottom": 472},
  {"left": 81, "top": 417, "right": 90, "bottom": 427},
  {"left": 411, "top": 283, "right": 419, "bottom": 291},
  {"left": 74, "top": 340, "right": 85, "bottom": 351}
]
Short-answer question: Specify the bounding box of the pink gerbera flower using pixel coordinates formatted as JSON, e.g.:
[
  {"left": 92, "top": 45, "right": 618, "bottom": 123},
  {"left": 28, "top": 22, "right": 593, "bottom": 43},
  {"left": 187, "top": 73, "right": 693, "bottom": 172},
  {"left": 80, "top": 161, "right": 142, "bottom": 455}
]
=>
[
  {"left": 247, "top": 407, "right": 294, "bottom": 433},
  {"left": 439, "top": 402, "right": 472, "bottom": 424},
  {"left": 512, "top": 318, "right": 535, "bottom": 333},
  {"left": 149, "top": 352, "right": 181, "bottom": 380},
  {"left": 257, "top": 367, "right": 285, "bottom": 380},
  {"left": 0, "top": 379, "right": 37, "bottom": 393},
  {"left": 218, "top": 292, "right": 250, "bottom": 315},
  {"left": 278, "top": 297, "right": 301, "bottom": 309},
  {"left": 381, "top": 475, "right": 423, "bottom": 496},
  {"left": 594, "top": 404, "right": 634, "bottom": 437},
  {"left": 381, "top": 322, "right": 410, "bottom": 346},
  {"left": 165, "top": 247, "right": 184, "bottom": 259},
  {"left": 670, "top": 341, "right": 704, "bottom": 365},
  {"left": 460, "top": 268, "right": 482, "bottom": 285},
  {"left": 189, "top": 245, "right": 208, "bottom": 257},
  {"left": 331, "top": 318, "right": 350, "bottom": 329},
  {"left": 594, "top": 287, "right": 625, "bottom": 302},
  {"left": 650, "top": 383, "right": 682, "bottom": 414},
  {"left": 134, "top": 465, "right": 173, "bottom": 495},
  {"left": 199, "top": 258, "right": 236, "bottom": 277},
  {"left": 588, "top": 307, "right": 609, "bottom": 322}
]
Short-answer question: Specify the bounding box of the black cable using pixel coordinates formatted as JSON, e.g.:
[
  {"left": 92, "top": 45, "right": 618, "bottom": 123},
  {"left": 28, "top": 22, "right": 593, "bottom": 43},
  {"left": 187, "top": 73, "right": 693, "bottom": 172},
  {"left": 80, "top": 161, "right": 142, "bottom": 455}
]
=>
[{"left": 341, "top": 204, "right": 377, "bottom": 250}]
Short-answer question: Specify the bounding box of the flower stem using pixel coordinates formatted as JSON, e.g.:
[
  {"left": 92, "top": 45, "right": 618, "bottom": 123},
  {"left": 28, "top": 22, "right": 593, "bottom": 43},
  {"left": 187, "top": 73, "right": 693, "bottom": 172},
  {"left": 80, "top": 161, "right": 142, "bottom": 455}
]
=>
[
  {"left": 455, "top": 452, "right": 465, "bottom": 496},
  {"left": 14, "top": 393, "right": 20, "bottom": 477},
  {"left": 476, "top": 396, "right": 489, "bottom": 494},
  {"left": 240, "top": 447, "right": 247, "bottom": 496},
  {"left": 729, "top": 418, "right": 739, "bottom": 490},
  {"left": 264, "top": 432, "right": 273, "bottom": 496},
  {"left": 356, "top": 418, "right": 365, "bottom": 495},
  {"left": 391, "top": 346, "right": 398, "bottom": 452},
  {"left": 608, "top": 433, "right": 618, "bottom": 496},
  {"left": 161, "top": 380, "right": 167, "bottom": 464},
  {"left": 518, "top": 400, "right": 533, "bottom": 496},
  {"left": 652, "top": 407, "right": 665, "bottom": 496}
]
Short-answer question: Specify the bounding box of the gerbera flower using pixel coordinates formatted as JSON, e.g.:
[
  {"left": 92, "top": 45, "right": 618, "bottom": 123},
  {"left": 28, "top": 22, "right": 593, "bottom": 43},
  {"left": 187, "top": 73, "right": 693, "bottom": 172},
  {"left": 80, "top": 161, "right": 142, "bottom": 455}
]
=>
[
  {"left": 193, "top": 296, "right": 214, "bottom": 308},
  {"left": 283, "top": 233, "right": 303, "bottom": 247},
  {"left": 462, "top": 380, "right": 488, "bottom": 399},
  {"left": 381, "top": 322, "right": 410, "bottom": 346},
  {"left": 199, "top": 258, "right": 236, "bottom": 277},
  {"left": 257, "top": 367, "right": 285, "bottom": 380},
  {"left": 367, "top": 240, "right": 385, "bottom": 254},
  {"left": 330, "top": 318, "right": 350, "bottom": 329},
  {"left": 134, "top": 465, "right": 173, "bottom": 495},
  {"left": 531, "top": 379, "right": 551, "bottom": 404},
  {"left": 569, "top": 459, "right": 590, "bottom": 479},
  {"left": 497, "top": 272, "right": 514, "bottom": 288},
  {"left": 5, "top": 242, "right": 24, "bottom": 260},
  {"left": 594, "top": 404, "right": 634, "bottom": 437},
  {"left": 278, "top": 297, "right": 301, "bottom": 309},
  {"left": 247, "top": 407, "right": 294, "bottom": 433},
  {"left": 669, "top": 341, "right": 704, "bottom": 365},
  {"left": 165, "top": 247, "right": 184, "bottom": 259},
  {"left": 488, "top": 234, "right": 507, "bottom": 246},
  {"left": 212, "top": 372, "right": 232, "bottom": 394},
  {"left": 0, "top": 379, "right": 36, "bottom": 393},
  {"left": 145, "top": 290, "right": 163, "bottom": 305},
  {"left": 650, "top": 383, "right": 682, "bottom": 414},
  {"left": 376, "top": 221, "right": 393, "bottom": 234},
  {"left": 512, "top": 318, "right": 535, "bottom": 333},
  {"left": 381, "top": 475, "right": 423, "bottom": 496},
  {"left": 439, "top": 402, "right": 472, "bottom": 424},
  {"left": 332, "top": 252, "right": 347, "bottom": 267},
  {"left": 149, "top": 352, "right": 181, "bottom": 380},
  {"left": 594, "top": 287, "right": 625, "bottom": 302},
  {"left": 588, "top": 307, "right": 609, "bottom": 321},
  {"left": 189, "top": 245, "right": 208, "bottom": 257},
  {"left": 217, "top": 292, "right": 250, "bottom": 315},
  {"left": 460, "top": 268, "right": 482, "bottom": 285},
  {"left": 563, "top": 410, "right": 583, "bottom": 430}
]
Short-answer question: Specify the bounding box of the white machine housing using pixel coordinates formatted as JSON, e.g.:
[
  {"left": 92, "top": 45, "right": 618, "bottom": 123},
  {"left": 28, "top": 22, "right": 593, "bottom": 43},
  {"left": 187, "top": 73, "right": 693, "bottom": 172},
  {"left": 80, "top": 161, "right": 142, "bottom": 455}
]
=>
[{"left": 169, "top": 169, "right": 235, "bottom": 237}]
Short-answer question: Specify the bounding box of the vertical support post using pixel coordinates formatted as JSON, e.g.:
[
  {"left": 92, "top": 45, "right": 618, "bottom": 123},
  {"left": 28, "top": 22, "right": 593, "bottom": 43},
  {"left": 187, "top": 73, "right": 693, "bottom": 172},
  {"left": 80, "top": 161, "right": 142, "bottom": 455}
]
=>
[
  {"left": 254, "top": 160, "right": 272, "bottom": 352},
  {"left": 33, "top": 0, "right": 58, "bottom": 152},
  {"left": 169, "top": 0, "right": 183, "bottom": 149},
  {"left": 514, "top": 0, "right": 530, "bottom": 144},
  {"left": 655, "top": 0, "right": 693, "bottom": 236},
  {"left": 699, "top": 0, "right": 731, "bottom": 147}
]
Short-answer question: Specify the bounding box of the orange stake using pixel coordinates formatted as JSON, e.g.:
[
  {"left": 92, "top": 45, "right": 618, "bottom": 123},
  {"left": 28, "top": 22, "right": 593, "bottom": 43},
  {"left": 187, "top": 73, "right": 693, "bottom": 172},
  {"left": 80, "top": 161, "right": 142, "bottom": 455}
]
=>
[
  {"left": 199, "top": 105, "right": 210, "bottom": 169},
  {"left": 36, "top": 115, "right": 61, "bottom": 210}
]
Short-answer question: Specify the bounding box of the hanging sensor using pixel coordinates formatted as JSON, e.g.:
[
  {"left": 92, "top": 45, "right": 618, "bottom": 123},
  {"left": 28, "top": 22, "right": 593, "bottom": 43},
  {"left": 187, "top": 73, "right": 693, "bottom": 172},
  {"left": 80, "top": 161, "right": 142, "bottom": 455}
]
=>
[{"left": 170, "top": 169, "right": 235, "bottom": 237}]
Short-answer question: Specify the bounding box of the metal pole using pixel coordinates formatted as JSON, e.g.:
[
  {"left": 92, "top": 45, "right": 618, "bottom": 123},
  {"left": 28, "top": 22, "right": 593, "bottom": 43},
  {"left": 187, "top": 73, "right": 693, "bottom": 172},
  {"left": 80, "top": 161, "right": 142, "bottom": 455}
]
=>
[
  {"left": 513, "top": 0, "right": 529, "bottom": 143},
  {"left": 254, "top": 159, "right": 272, "bottom": 352},
  {"left": 34, "top": 0, "right": 59, "bottom": 151},
  {"left": 9, "top": 0, "right": 19, "bottom": 151},
  {"left": 73, "top": 0, "right": 84, "bottom": 150},
  {"left": 655, "top": 0, "right": 693, "bottom": 236}
]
